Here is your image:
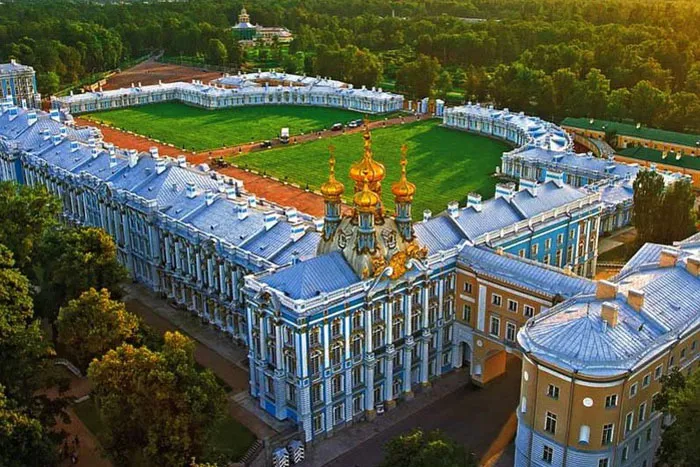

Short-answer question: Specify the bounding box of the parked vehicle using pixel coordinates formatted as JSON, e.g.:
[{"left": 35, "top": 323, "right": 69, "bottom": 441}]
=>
[
  {"left": 347, "top": 120, "right": 359, "bottom": 128},
  {"left": 331, "top": 123, "right": 343, "bottom": 131},
  {"left": 280, "top": 127, "right": 290, "bottom": 143},
  {"left": 260, "top": 140, "right": 272, "bottom": 148}
]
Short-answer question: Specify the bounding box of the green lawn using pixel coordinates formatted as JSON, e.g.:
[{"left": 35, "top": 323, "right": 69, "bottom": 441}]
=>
[
  {"left": 234, "top": 119, "right": 511, "bottom": 217},
  {"left": 84, "top": 103, "right": 369, "bottom": 152},
  {"left": 73, "top": 398, "right": 255, "bottom": 463}
]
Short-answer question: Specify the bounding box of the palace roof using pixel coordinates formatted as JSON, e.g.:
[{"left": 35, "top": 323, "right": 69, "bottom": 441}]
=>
[
  {"left": 561, "top": 117, "right": 700, "bottom": 149},
  {"left": 458, "top": 245, "right": 595, "bottom": 299},
  {"left": 617, "top": 146, "right": 700, "bottom": 170},
  {"left": 519, "top": 240, "right": 700, "bottom": 378},
  {"left": 0, "top": 60, "right": 34, "bottom": 75},
  {"left": 260, "top": 251, "right": 360, "bottom": 300},
  {"left": 507, "top": 147, "right": 639, "bottom": 179}
]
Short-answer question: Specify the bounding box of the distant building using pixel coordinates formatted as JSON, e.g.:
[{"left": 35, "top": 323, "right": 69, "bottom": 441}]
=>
[
  {"left": 232, "top": 7, "right": 293, "bottom": 47},
  {"left": 0, "top": 59, "right": 41, "bottom": 108}
]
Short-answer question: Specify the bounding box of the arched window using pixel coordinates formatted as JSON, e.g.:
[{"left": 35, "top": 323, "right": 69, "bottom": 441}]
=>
[{"left": 521, "top": 397, "right": 527, "bottom": 413}]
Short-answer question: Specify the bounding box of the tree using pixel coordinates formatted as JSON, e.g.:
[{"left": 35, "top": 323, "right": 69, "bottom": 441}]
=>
[
  {"left": 0, "top": 245, "right": 65, "bottom": 465},
  {"left": 380, "top": 429, "right": 475, "bottom": 467},
  {"left": 206, "top": 38, "right": 228, "bottom": 66},
  {"left": 656, "top": 368, "right": 700, "bottom": 466},
  {"left": 35, "top": 226, "right": 128, "bottom": 333},
  {"left": 396, "top": 54, "right": 441, "bottom": 100},
  {"left": 88, "top": 332, "right": 227, "bottom": 466},
  {"left": 629, "top": 80, "right": 669, "bottom": 127},
  {"left": 435, "top": 71, "right": 453, "bottom": 98},
  {"left": 57, "top": 288, "right": 140, "bottom": 371},
  {"left": 658, "top": 179, "right": 697, "bottom": 244},
  {"left": 0, "top": 182, "right": 61, "bottom": 276},
  {"left": 0, "top": 385, "right": 59, "bottom": 467},
  {"left": 632, "top": 169, "right": 665, "bottom": 245},
  {"left": 36, "top": 71, "right": 60, "bottom": 96}
]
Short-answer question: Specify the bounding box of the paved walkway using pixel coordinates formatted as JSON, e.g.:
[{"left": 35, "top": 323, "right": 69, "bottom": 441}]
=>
[
  {"left": 300, "top": 356, "right": 520, "bottom": 467},
  {"left": 598, "top": 226, "right": 636, "bottom": 255},
  {"left": 122, "top": 284, "right": 287, "bottom": 439}
]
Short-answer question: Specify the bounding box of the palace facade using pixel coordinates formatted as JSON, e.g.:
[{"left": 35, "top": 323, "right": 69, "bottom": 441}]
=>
[
  {"left": 232, "top": 7, "right": 294, "bottom": 46},
  {"left": 51, "top": 73, "right": 403, "bottom": 115},
  {"left": 0, "top": 60, "right": 41, "bottom": 108}
]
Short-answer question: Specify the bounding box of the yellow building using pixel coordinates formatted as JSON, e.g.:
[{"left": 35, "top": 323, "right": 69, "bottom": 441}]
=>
[{"left": 515, "top": 237, "right": 700, "bottom": 467}]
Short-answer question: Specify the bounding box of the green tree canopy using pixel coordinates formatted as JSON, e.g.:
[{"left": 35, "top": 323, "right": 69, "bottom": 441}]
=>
[
  {"left": 0, "top": 182, "right": 61, "bottom": 276},
  {"left": 57, "top": 288, "right": 140, "bottom": 371},
  {"left": 380, "top": 429, "right": 476, "bottom": 467},
  {"left": 206, "top": 38, "right": 228, "bottom": 66},
  {"left": 88, "top": 332, "right": 227, "bottom": 467},
  {"left": 656, "top": 368, "right": 700, "bottom": 466},
  {"left": 396, "top": 54, "right": 441, "bottom": 100},
  {"left": 632, "top": 169, "right": 666, "bottom": 245},
  {"left": 35, "top": 226, "right": 128, "bottom": 331}
]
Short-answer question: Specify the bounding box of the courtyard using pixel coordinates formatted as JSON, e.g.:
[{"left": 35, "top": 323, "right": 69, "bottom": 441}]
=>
[
  {"left": 83, "top": 102, "right": 368, "bottom": 152},
  {"left": 234, "top": 119, "right": 510, "bottom": 217}
]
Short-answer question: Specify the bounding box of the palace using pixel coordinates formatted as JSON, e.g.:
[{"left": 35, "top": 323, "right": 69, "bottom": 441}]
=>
[
  {"left": 2, "top": 91, "right": 697, "bottom": 461},
  {"left": 232, "top": 7, "right": 294, "bottom": 47},
  {"left": 52, "top": 72, "right": 402, "bottom": 115},
  {"left": 0, "top": 60, "right": 41, "bottom": 109}
]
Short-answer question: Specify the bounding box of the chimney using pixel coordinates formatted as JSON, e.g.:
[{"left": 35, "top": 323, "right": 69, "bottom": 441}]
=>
[
  {"left": 51, "top": 133, "right": 62, "bottom": 146},
  {"left": 627, "top": 289, "right": 645, "bottom": 312},
  {"left": 519, "top": 178, "right": 538, "bottom": 197},
  {"left": 248, "top": 195, "right": 257, "bottom": 207},
  {"left": 155, "top": 158, "right": 167, "bottom": 175},
  {"left": 225, "top": 186, "right": 237, "bottom": 199},
  {"left": 686, "top": 256, "right": 700, "bottom": 277},
  {"left": 601, "top": 302, "right": 619, "bottom": 328},
  {"left": 423, "top": 209, "right": 432, "bottom": 222},
  {"left": 660, "top": 249, "right": 678, "bottom": 267},
  {"left": 49, "top": 109, "right": 60, "bottom": 122},
  {"left": 467, "top": 193, "right": 483, "bottom": 212},
  {"left": 205, "top": 190, "right": 215, "bottom": 206},
  {"left": 91, "top": 147, "right": 100, "bottom": 159},
  {"left": 290, "top": 221, "right": 305, "bottom": 241},
  {"left": 596, "top": 280, "right": 618, "bottom": 300},
  {"left": 217, "top": 179, "right": 226, "bottom": 193},
  {"left": 545, "top": 169, "right": 564, "bottom": 187},
  {"left": 109, "top": 154, "right": 117, "bottom": 168},
  {"left": 128, "top": 149, "right": 139, "bottom": 168},
  {"left": 59, "top": 127, "right": 68, "bottom": 138},
  {"left": 313, "top": 218, "right": 324, "bottom": 232},
  {"left": 285, "top": 207, "right": 299, "bottom": 224},
  {"left": 177, "top": 155, "right": 187, "bottom": 167},
  {"left": 149, "top": 147, "right": 159, "bottom": 158},
  {"left": 236, "top": 201, "right": 249, "bottom": 220},
  {"left": 447, "top": 201, "right": 459, "bottom": 219},
  {"left": 263, "top": 210, "right": 278, "bottom": 231},
  {"left": 291, "top": 251, "right": 301, "bottom": 265},
  {"left": 495, "top": 182, "right": 516, "bottom": 202},
  {"left": 26, "top": 111, "right": 38, "bottom": 126},
  {"left": 186, "top": 181, "right": 197, "bottom": 199},
  {"left": 70, "top": 141, "right": 80, "bottom": 152}
]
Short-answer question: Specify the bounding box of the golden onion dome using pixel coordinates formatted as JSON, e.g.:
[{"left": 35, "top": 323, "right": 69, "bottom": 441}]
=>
[
  {"left": 349, "top": 123, "right": 385, "bottom": 185},
  {"left": 353, "top": 175, "right": 380, "bottom": 212},
  {"left": 320, "top": 145, "right": 345, "bottom": 199},
  {"left": 391, "top": 144, "right": 416, "bottom": 201}
]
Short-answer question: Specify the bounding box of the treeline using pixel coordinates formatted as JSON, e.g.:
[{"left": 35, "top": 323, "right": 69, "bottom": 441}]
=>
[{"left": 2, "top": 0, "right": 700, "bottom": 132}]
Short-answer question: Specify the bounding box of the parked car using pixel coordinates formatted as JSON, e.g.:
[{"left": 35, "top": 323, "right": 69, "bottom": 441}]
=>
[
  {"left": 347, "top": 120, "right": 359, "bottom": 128},
  {"left": 260, "top": 140, "right": 272, "bottom": 148},
  {"left": 331, "top": 123, "right": 343, "bottom": 131}
]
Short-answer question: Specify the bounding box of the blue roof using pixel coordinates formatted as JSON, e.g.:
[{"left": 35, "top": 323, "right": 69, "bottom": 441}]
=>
[
  {"left": 261, "top": 251, "right": 360, "bottom": 300},
  {"left": 519, "top": 242, "right": 700, "bottom": 377},
  {"left": 510, "top": 181, "right": 585, "bottom": 217},
  {"left": 513, "top": 147, "right": 638, "bottom": 179},
  {"left": 414, "top": 216, "right": 465, "bottom": 252},
  {"left": 459, "top": 245, "right": 595, "bottom": 298}
]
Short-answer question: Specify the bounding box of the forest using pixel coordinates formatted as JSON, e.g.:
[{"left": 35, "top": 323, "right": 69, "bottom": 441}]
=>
[{"left": 1, "top": 0, "right": 699, "bottom": 132}]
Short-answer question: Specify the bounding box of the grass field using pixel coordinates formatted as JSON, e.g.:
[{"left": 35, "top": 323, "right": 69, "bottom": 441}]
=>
[
  {"left": 84, "top": 103, "right": 368, "bottom": 152},
  {"left": 234, "top": 119, "right": 511, "bottom": 217},
  {"left": 74, "top": 398, "right": 255, "bottom": 462}
]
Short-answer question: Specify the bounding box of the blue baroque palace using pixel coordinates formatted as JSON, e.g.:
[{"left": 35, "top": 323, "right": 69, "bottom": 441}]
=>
[{"left": 2, "top": 93, "right": 616, "bottom": 443}]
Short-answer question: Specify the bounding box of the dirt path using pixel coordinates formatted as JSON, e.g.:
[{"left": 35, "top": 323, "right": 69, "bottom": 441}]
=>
[{"left": 103, "top": 59, "right": 222, "bottom": 91}]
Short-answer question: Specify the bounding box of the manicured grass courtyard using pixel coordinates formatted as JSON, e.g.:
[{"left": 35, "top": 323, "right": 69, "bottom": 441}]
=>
[
  {"left": 234, "top": 119, "right": 511, "bottom": 217},
  {"left": 84, "top": 102, "right": 368, "bottom": 152}
]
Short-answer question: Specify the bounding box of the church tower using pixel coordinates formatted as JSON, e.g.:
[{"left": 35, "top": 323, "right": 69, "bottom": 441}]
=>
[
  {"left": 320, "top": 145, "right": 344, "bottom": 240},
  {"left": 391, "top": 144, "right": 416, "bottom": 241},
  {"left": 349, "top": 122, "right": 385, "bottom": 219},
  {"left": 354, "top": 175, "right": 380, "bottom": 254}
]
